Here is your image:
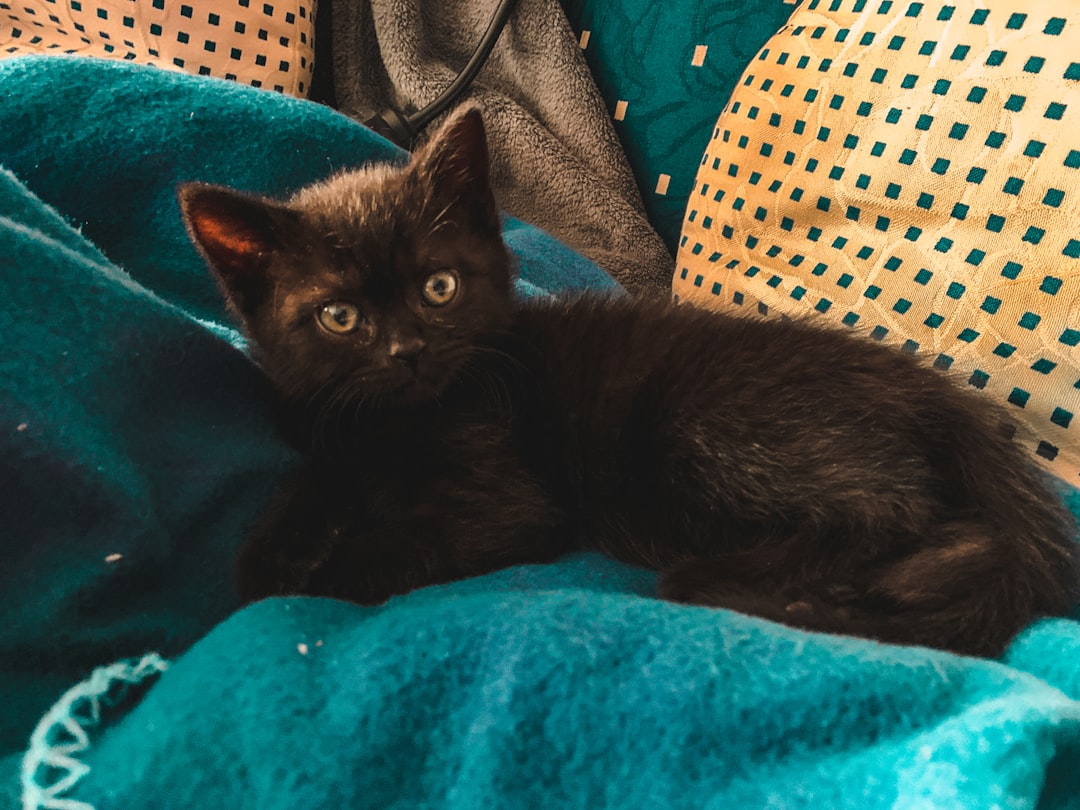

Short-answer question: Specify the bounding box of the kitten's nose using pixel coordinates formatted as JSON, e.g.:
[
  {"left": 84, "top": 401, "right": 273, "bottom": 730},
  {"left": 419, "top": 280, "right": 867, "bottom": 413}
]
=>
[{"left": 388, "top": 334, "right": 426, "bottom": 367}]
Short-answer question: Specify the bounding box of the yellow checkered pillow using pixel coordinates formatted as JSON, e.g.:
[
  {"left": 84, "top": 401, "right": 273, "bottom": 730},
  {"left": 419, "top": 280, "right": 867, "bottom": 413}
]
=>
[
  {"left": 676, "top": 0, "right": 1080, "bottom": 483},
  {"left": 0, "top": 0, "right": 315, "bottom": 97}
]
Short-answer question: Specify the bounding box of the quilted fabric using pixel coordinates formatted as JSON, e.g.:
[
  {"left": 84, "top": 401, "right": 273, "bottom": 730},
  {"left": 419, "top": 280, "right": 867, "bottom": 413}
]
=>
[
  {"left": 676, "top": 0, "right": 1080, "bottom": 482},
  {"left": 0, "top": 0, "right": 316, "bottom": 96}
]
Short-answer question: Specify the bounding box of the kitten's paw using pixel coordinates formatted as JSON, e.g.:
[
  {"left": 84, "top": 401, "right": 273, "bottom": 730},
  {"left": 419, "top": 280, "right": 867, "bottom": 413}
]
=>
[{"left": 784, "top": 599, "right": 814, "bottom": 617}]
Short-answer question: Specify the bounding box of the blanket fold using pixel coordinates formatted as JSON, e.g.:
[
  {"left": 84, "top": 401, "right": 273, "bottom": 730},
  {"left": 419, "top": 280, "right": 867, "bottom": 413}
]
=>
[{"left": 16, "top": 558, "right": 1080, "bottom": 809}]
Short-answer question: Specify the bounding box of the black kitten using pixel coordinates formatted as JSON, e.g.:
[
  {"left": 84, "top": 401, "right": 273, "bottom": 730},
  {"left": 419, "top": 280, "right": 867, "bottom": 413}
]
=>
[{"left": 179, "top": 108, "right": 1079, "bottom": 657}]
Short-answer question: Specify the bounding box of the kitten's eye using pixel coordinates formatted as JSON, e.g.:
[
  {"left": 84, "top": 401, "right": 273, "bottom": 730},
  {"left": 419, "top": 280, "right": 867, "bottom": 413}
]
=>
[
  {"left": 317, "top": 302, "right": 363, "bottom": 335},
  {"left": 422, "top": 270, "right": 459, "bottom": 306}
]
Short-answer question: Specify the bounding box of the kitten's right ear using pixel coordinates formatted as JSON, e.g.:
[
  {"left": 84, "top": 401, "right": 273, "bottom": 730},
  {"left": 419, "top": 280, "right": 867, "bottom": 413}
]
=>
[
  {"left": 178, "top": 183, "right": 296, "bottom": 310},
  {"left": 413, "top": 106, "right": 501, "bottom": 237}
]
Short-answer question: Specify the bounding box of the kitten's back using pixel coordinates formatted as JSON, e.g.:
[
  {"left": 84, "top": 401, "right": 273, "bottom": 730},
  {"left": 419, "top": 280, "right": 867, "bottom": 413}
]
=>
[{"left": 502, "top": 297, "right": 1078, "bottom": 655}]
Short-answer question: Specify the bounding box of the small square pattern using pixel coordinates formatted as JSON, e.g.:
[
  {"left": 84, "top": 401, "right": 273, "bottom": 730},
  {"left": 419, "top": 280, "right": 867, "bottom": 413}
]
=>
[
  {"left": 0, "top": 0, "right": 315, "bottom": 97},
  {"left": 676, "top": 0, "right": 1080, "bottom": 481}
]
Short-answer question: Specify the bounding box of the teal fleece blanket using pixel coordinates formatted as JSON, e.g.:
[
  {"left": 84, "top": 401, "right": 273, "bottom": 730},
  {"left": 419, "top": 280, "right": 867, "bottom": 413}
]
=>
[{"left": 1, "top": 55, "right": 1079, "bottom": 809}]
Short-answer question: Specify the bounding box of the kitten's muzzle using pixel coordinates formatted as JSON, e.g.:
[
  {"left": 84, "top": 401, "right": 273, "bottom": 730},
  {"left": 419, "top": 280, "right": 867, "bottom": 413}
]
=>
[{"left": 388, "top": 335, "right": 426, "bottom": 372}]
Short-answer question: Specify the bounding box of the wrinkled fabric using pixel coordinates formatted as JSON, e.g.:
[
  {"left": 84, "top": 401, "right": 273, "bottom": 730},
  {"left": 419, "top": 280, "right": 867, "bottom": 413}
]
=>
[{"left": 327, "top": 0, "right": 674, "bottom": 293}]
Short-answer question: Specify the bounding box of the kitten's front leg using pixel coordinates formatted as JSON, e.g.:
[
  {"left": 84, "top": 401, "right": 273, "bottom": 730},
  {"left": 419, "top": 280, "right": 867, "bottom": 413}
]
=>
[
  {"left": 237, "top": 454, "right": 573, "bottom": 605},
  {"left": 237, "top": 465, "right": 436, "bottom": 605},
  {"left": 234, "top": 463, "right": 359, "bottom": 602},
  {"left": 238, "top": 462, "right": 449, "bottom": 604}
]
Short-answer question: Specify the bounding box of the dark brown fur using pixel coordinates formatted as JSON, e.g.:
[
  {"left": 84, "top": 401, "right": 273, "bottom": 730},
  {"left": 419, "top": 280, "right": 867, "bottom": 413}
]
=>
[{"left": 179, "top": 108, "right": 1079, "bottom": 657}]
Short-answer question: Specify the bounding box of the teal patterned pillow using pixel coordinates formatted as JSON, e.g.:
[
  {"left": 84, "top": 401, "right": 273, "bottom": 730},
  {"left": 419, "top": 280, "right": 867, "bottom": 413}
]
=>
[{"left": 560, "top": 0, "right": 798, "bottom": 251}]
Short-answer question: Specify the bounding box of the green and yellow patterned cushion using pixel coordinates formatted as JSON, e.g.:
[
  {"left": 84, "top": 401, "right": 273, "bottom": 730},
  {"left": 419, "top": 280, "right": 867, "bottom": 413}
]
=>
[
  {"left": 675, "top": 0, "right": 1080, "bottom": 483},
  {"left": 0, "top": 0, "right": 316, "bottom": 97}
]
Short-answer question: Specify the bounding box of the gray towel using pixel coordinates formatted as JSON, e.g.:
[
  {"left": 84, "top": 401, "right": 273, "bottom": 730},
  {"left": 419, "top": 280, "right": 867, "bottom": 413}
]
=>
[{"left": 326, "top": 0, "right": 674, "bottom": 295}]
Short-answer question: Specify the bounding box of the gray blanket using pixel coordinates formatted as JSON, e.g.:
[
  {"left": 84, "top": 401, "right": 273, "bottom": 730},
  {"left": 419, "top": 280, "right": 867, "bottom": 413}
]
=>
[{"left": 325, "top": 0, "right": 674, "bottom": 294}]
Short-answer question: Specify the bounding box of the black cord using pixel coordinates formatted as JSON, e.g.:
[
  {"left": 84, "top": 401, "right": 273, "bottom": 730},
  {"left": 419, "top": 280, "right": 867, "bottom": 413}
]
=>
[{"left": 363, "top": 0, "right": 518, "bottom": 149}]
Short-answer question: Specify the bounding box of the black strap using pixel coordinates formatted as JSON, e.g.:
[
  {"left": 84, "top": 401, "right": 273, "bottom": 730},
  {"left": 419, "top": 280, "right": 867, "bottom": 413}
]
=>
[{"left": 363, "top": 0, "right": 519, "bottom": 149}]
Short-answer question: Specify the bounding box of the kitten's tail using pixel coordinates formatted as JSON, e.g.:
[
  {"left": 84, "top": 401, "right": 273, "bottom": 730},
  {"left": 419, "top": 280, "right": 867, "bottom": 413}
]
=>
[
  {"left": 866, "top": 408, "right": 1080, "bottom": 656},
  {"left": 660, "top": 406, "right": 1080, "bottom": 657}
]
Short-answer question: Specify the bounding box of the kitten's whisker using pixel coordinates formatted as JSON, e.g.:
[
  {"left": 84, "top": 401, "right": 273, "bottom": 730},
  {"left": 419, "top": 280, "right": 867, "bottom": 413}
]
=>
[
  {"left": 304, "top": 377, "right": 341, "bottom": 427},
  {"left": 458, "top": 360, "right": 513, "bottom": 421},
  {"left": 309, "top": 374, "right": 375, "bottom": 458},
  {"left": 300, "top": 379, "right": 338, "bottom": 456},
  {"left": 424, "top": 197, "right": 459, "bottom": 238}
]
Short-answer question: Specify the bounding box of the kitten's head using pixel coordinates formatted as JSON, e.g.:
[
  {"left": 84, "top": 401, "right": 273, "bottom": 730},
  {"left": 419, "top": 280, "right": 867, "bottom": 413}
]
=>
[{"left": 179, "top": 107, "right": 512, "bottom": 410}]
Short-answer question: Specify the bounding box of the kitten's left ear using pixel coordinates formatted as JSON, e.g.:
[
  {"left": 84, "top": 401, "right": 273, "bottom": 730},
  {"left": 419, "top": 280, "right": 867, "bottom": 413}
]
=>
[
  {"left": 179, "top": 183, "right": 299, "bottom": 312},
  {"left": 414, "top": 105, "right": 501, "bottom": 236}
]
